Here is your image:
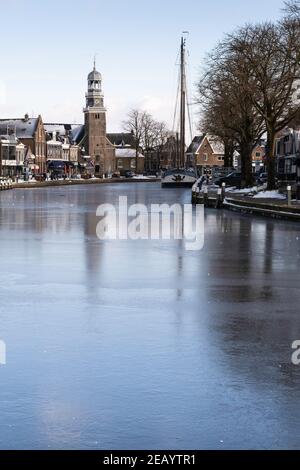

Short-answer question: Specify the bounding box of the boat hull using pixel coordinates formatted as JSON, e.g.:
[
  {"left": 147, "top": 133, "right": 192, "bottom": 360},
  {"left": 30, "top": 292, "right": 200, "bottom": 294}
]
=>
[
  {"left": 161, "top": 169, "right": 197, "bottom": 188},
  {"left": 161, "top": 181, "right": 196, "bottom": 188}
]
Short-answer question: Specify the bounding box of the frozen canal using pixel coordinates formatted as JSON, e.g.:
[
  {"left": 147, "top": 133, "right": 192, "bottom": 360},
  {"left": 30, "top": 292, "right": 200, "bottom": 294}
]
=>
[{"left": 0, "top": 182, "right": 300, "bottom": 450}]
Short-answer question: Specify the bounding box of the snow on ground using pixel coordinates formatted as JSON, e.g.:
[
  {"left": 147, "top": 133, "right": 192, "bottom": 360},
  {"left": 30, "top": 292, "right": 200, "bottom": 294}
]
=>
[
  {"left": 132, "top": 175, "right": 151, "bottom": 180},
  {"left": 200, "top": 185, "right": 263, "bottom": 194},
  {"left": 229, "top": 187, "right": 259, "bottom": 194},
  {"left": 253, "top": 191, "right": 286, "bottom": 200}
]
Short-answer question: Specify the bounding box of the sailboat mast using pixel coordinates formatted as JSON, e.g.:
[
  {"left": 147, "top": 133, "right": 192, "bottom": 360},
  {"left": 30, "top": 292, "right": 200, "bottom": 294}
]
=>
[{"left": 180, "top": 36, "right": 186, "bottom": 168}]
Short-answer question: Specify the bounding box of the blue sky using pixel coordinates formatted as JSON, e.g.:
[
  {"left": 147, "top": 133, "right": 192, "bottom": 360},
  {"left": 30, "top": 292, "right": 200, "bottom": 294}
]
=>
[{"left": 0, "top": 0, "right": 285, "bottom": 132}]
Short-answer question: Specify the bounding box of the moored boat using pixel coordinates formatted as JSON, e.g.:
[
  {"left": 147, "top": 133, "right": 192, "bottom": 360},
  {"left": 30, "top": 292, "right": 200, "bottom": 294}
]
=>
[
  {"left": 161, "top": 168, "right": 197, "bottom": 187},
  {"left": 161, "top": 35, "right": 197, "bottom": 188}
]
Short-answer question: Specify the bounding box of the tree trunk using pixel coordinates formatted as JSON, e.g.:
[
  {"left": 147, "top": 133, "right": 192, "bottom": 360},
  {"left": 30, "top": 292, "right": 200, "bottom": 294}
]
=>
[
  {"left": 224, "top": 140, "right": 234, "bottom": 168},
  {"left": 136, "top": 145, "right": 139, "bottom": 174},
  {"left": 240, "top": 141, "right": 253, "bottom": 188},
  {"left": 266, "top": 127, "right": 276, "bottom": 190}
]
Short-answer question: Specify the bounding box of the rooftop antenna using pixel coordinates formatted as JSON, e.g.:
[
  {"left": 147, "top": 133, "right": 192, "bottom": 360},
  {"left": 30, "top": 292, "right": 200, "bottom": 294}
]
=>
[{"left": 93, "top": 53, "right": 99, "bottom": 71}]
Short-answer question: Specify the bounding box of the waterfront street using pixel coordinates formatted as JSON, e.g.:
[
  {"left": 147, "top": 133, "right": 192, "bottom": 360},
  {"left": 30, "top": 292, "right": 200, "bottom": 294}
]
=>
[{"left": 0, "top": 182, "right": 300, "bottom": 449}]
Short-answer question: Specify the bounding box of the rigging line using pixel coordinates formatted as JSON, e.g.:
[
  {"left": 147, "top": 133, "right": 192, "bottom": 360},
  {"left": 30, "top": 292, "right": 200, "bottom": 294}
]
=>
[
  {"left": 184, "top": 54, "right": 193, "bottom": 142},
  {"left": 186, "top": 87, "right": 194, "bottom": 143},
  {"left": 171, "top": 49, "right": 180, "bottom": 129},
  {"left": 172, "top": 66, "right": 181, "bottom": 133},
  {"left": 171, "top": 45, "right": 182, "bottom": 133},
  {"left": 186, "top": 52, "right": 195, "bottom": 141}
]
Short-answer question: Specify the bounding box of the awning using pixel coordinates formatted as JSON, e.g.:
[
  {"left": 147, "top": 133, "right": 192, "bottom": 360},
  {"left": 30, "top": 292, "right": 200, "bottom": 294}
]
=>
[{"left": 47, "top": 161, "right": 66, "bottom": 169}]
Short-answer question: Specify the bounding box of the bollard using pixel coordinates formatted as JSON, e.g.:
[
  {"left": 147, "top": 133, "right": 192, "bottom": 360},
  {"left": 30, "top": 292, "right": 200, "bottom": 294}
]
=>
[
  {"left": 195, "top": 187, "right": 200, "bottom": 204},
  {"left": 216, "top": 187, "right": 222, "bottom": 208},
  {"left": 297, "top": 183, "right": 300, "bottom": 201},
  {"left": 287, "top": 185, "right": 292, "bottom": 206},
  {"left": 203, "top": 186, "right": 208, "bottom": 207},
  {"left": 221, "top": 182, "right": 226, "bottom": 202}
]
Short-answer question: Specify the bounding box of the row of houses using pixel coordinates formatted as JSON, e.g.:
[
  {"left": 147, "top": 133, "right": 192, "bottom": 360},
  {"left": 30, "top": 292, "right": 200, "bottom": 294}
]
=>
[
  {"left": 0, "top": 123, "right": 268, "bottom": 179},
  {"left": 0, "top": 111, "right": 274, "bottom": 179},
  {"left": 6, "top": 61, "right": 296, "bottom": 180},
  {"left": 275, "top": 127, "right": 300, "bottom": 185},
  {"left": 0, "top": 121, "right": 147, "bottom": 180},
  {"left": 185, "top": 134, "right": 266, "bottom": 174},
  {"left": 0, "top": 64, "right": 146, "bottom": 179},
  {"left": 0, "top": 61, "right": 268, "bottom": 179}
]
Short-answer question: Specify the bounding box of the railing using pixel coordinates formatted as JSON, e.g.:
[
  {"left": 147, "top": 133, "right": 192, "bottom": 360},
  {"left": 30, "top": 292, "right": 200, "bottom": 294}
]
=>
[{"left": 0, "top": 179, "right": 13, "bottom": 190}]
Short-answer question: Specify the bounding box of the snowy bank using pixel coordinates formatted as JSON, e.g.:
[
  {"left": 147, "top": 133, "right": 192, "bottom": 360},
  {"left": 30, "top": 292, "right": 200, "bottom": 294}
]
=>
[{"left": 253, "top": 191, "right": 286, "bottom": 200}]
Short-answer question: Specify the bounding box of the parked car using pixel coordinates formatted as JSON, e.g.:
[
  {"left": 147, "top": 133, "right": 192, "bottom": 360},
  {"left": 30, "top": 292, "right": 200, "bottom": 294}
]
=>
[
  {"left": 112, "top": 172, "right": 121, "bottom": 178},
  {"left": 256, "top": 172, "right": 268, "bottom": 185},
  {"left": 214, "top": 172, "right": 242, "bottom": 188},
  {"left": 124, "top": 171, "right": 135, "bottom": 178}
]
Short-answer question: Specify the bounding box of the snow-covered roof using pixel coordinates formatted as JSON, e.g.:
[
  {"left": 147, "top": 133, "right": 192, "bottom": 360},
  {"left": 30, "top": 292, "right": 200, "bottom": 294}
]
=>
[
  {"left": 206, "top": 135, "right": 225, "bottom": 155},
  {"left": 47, "top": 139, "right": 62, "bottom": 146},
  {"left": 0, "top": 118, "right": 39, "bottom": 139},
  {"left": 107, "top": 132, "right": 136, "bottom": 147},
  {"left": 115, "top": 148, "right": 144, "bottom": 158},
  {"left": 44, "top": 123, "right": 83, "bottom": 145},
  {"left": 0, "top": 134, "right": 18, "bottom": 143}
]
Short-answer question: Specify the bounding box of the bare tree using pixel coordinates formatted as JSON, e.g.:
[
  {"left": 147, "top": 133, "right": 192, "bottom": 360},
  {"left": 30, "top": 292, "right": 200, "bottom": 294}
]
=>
[
  {"left": 153, "top": 121, "right": 169, "bottom": 168},
  {"left": 123, "top": 109, "right": 148, "bottom": 172},
  {"left": 229, "top": 18, "right": 300, "bottom": 189},
  {"left": 283, "top": 0, "right": 300, "bottom": 17},
  {"left": 123, "top": 109, "right": 169, "bottom": 172},
  {"left": 198, "top": 43, "right": 265, "bottom": 187}
]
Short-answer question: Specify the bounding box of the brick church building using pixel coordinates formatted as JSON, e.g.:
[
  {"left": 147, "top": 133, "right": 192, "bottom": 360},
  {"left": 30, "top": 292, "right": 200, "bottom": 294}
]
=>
[
  {"left": 81, "top": 61, "right": 115, "bottom": 176},
  {"left": 0, "top": 63, "right": 116, "bottom": 178}
]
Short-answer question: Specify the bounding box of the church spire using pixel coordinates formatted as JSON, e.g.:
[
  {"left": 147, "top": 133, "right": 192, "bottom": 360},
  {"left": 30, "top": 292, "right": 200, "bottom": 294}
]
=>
[{"left": 85, "top": 60, "right": 104, "bottom": 110}]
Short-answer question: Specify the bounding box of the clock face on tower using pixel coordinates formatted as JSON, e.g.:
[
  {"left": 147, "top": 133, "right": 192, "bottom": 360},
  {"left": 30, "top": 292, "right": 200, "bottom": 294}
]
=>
[{"left": 95, "top": 99, "right": 99, "bottom": 105}]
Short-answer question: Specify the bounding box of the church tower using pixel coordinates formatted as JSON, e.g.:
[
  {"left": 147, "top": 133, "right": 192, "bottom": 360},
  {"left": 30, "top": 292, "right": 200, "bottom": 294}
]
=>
[{"left": 84, "top": 60, "right": 109, "bottom": 176}]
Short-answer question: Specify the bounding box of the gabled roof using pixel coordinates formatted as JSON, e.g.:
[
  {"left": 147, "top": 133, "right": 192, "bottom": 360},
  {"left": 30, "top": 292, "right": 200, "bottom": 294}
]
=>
[
  {"left": 206, "top": 135, "right": 225, "bottom": 155},
  {"left": 107, "top": 132, "right": 136, "bottom": 147},
  {"left": 0, "top": 117, "right": 39, "bottom": 139},
  {"left": 71, "top": 125, "right": 85, "bottom": 144},
  {"left": 115, "top": 148, "right": 144, "bottom": 158},
  {"left": 186, "top": 135, "right": 205, "bottom": 154},
  {"left": 44, "top": 123, "right": 84, "bottom": 145}
]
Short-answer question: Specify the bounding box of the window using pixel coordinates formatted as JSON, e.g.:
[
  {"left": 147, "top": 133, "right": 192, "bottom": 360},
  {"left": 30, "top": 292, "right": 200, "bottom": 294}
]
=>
[
  {"left": 203, "top": 153, "right": 208, "bottom": 162},
  {"left": 218, "top": 156, "right": 224, "bottom": 161},
  {"left": 117, "top": 159, "right": 123, "bottom": 169},
  {"left": 131, "top": 159, "right": 136, "bottom": 169},
  {"left": 256, "top": 152, "right": 261, "bottom": 158},
  {"left": 286, "top": 159, "right": 292, "bottom": 173}
]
